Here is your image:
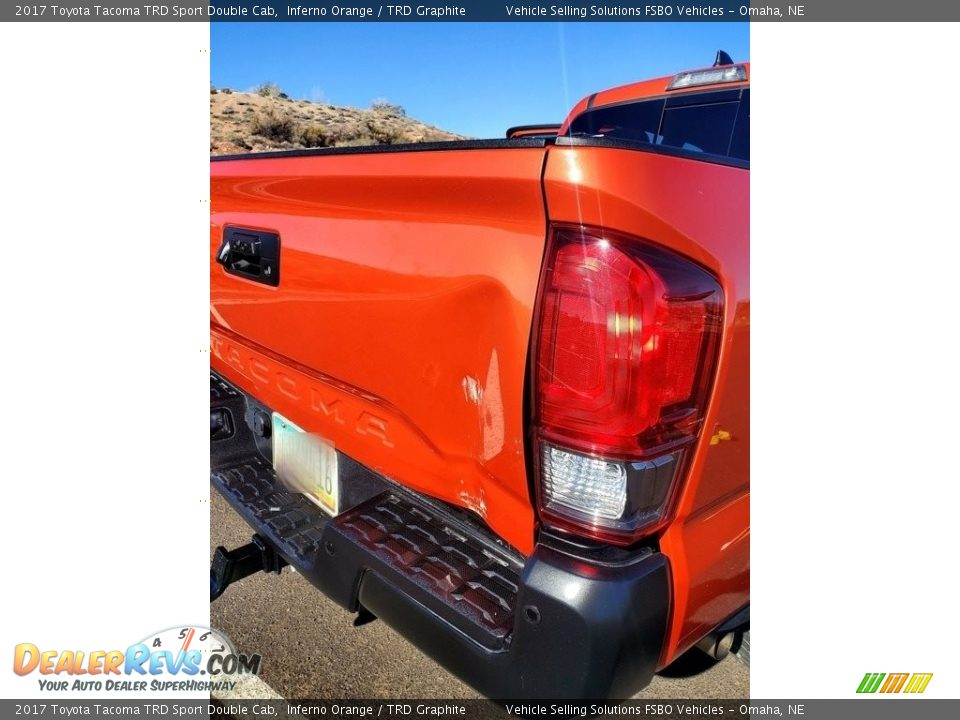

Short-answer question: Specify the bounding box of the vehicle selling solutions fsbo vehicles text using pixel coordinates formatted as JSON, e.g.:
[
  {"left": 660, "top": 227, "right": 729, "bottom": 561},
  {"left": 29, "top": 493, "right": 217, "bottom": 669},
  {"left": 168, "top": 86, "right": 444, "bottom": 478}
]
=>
[{"left": 504, "top": 5, "right": 728, "bottom": 17}]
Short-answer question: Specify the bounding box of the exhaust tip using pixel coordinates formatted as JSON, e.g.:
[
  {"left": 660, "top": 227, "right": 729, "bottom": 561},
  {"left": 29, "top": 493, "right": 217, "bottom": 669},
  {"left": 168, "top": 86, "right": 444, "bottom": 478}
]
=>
[{"left": 696, "top": 632, "right": 735, "bottom": 660}]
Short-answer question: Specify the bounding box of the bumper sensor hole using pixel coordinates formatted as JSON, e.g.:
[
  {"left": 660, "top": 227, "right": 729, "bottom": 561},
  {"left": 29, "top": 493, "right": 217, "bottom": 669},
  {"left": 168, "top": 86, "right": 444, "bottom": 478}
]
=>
[{"left": 523, "top": 605, "right": 541, "bottom": 624}]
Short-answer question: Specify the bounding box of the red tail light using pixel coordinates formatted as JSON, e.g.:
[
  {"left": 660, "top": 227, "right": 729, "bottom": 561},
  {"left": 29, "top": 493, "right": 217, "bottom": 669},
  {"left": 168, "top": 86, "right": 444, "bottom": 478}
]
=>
[{"left": 532, "top": 225, "right": 723, "bottom": 544}]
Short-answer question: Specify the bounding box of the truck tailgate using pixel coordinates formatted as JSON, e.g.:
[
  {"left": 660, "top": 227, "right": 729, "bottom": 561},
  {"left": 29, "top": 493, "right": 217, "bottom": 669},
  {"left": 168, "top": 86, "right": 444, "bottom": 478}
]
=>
[{"left": 210, "top": 145, "right": 548, "bottom": 553}]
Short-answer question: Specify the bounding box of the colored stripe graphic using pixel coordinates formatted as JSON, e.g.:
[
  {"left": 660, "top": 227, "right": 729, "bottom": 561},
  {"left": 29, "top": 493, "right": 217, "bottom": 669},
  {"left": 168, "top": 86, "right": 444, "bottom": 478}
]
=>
[
  {"left": 857, "top": 673, "right": 885, "bottom": 693},
  {"left": 858, "top": 672, "right": 932, "bottom": 694},
  {"left": 904, "top": 673, "right": 933, "bottom": 694},
  {"left": 881, "top": 673, "right": 908, "bottom": 693}
]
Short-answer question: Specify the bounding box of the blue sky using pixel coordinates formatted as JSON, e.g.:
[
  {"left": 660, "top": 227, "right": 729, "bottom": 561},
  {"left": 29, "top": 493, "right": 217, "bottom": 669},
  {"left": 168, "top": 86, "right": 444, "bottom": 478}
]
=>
[{"left": 211, "top": 23, "right": 748, "bottom": 138}]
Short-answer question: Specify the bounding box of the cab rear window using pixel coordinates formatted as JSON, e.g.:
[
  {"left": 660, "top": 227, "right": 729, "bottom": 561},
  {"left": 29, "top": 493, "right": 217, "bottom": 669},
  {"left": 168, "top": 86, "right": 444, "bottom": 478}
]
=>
[{"left": 568, "top": 88, "right": 750, "bottom": 162}]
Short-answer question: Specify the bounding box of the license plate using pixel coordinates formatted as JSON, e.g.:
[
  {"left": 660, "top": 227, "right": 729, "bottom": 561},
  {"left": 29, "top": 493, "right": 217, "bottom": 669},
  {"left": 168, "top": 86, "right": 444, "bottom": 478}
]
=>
[{"left": 272, "top": 413, "right": 339, "bottom": 516}]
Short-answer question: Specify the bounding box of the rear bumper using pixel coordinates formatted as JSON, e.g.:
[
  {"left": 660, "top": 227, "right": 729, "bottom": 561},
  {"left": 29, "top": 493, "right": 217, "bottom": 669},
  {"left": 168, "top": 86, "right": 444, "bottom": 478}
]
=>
[{"left": 211, "top": 370, "right": 670, "bottom": 699}]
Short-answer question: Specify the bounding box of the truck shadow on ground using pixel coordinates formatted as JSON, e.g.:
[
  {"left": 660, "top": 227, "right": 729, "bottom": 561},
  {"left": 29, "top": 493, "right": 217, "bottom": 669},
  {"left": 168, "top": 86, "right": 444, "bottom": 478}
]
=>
[{"left": 658, "top": 650, "right": 727, "bottom": 679}]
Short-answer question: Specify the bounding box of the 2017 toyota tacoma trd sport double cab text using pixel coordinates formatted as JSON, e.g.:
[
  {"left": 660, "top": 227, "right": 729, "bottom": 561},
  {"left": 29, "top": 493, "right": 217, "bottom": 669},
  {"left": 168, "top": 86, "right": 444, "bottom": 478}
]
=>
[{"left": 209, "top": 56, "right": 749, "bottom": 699}]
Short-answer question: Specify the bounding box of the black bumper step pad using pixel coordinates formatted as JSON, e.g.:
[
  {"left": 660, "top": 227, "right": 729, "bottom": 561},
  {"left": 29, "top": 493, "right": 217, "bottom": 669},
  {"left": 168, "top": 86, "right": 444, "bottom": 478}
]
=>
[
  {"left": 213, "top": 456, "right": 331, "bottom": 565},
  {"left": 212, "top": 449, "right": 522, "bottom": 651},
  {"left": 210, "top": 372, "right": 240, "bottom": 402},
  {"left": 336, "top": 493, "right": 521, "bottom": 646}
]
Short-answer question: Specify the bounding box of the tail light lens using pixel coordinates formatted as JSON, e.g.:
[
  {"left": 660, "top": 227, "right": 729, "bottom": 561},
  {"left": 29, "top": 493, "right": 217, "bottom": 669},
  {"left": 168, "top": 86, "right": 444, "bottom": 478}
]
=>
[{"left": 532, "top": 225, "right": 722, "bottom": 544}]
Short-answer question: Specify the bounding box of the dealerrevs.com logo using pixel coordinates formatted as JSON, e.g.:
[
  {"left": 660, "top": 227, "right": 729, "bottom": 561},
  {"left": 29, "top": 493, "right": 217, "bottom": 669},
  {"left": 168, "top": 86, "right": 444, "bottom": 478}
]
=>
[
  {"left": 13, "top": 626, "right": 261, "bottom": 693},
  {"left": 857, "top": 672, "right": 933, "bottom": 694}
]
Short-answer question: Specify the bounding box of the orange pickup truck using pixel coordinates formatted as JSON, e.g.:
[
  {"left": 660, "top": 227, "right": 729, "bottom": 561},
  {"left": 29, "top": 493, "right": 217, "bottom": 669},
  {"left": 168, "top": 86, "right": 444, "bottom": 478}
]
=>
[{"left": 209, "top": 55, "right": 749, "bottom": 700}]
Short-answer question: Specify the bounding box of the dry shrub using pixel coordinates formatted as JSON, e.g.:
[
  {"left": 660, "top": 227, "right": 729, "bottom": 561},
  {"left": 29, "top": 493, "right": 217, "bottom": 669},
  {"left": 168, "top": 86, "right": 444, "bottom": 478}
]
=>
[{"left": 250, "top": 109, "right": 294, "bottom": 142}]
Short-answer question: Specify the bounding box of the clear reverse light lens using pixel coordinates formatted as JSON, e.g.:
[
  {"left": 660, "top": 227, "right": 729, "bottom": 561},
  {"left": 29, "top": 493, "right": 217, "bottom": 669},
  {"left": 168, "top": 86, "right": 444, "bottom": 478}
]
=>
[
  {"left": 668, "top": 65, "right": 747, "bottom": 90},
  {"left": 541, "top": 444, "right": 626, "bottom": 520}
]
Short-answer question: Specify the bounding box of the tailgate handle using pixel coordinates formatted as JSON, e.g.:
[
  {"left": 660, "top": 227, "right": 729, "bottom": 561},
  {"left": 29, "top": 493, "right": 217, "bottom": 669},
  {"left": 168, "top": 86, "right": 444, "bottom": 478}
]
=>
[{"left": 216, "top": 227, "right": 280, "bottom": 287}]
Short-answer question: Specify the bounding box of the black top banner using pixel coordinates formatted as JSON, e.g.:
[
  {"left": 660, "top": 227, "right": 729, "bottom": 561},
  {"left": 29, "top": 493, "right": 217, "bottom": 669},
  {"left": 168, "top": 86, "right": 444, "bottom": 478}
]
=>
[{"left": 6, "top": 0, "right": 960, "bottom": 22}]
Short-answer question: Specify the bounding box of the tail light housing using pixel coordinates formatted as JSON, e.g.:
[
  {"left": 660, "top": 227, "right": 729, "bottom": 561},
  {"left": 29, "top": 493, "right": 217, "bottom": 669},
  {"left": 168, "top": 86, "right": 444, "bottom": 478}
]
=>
[{"left": 532, "top": 225, "right": 723, "bottom": 545}]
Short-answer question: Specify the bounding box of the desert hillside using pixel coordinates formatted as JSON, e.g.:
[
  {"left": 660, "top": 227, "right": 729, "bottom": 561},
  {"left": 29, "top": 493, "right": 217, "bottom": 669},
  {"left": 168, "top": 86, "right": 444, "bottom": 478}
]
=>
[{"left": 210, "top": 84, "right": 464, "bottom": 155}]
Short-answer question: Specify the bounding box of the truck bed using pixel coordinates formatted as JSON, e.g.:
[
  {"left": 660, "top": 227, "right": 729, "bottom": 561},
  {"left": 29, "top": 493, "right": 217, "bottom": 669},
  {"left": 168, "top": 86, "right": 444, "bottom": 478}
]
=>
[{"left": 211, "top": 129, "right": 749, "bottom": 670}]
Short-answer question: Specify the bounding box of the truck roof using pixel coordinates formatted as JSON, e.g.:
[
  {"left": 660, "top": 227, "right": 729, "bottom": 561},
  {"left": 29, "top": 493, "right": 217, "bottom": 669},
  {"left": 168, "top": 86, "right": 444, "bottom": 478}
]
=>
[{"left": 560, "top": 61, "right": 750, "bottom": 135}]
